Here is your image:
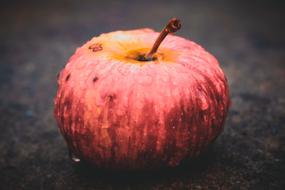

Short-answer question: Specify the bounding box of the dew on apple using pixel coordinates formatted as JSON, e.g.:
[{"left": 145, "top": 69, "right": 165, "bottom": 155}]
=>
[
  {"left": 138, "top": 75, "right": 152, "bottom": 85},
  {"left": 136, "top": 101, "right": 144, "bottom": 109},
  {"left": 54, "top": 18, "right": 229, "bottom": 169},
  {"left": 118, "top": 66, "right": 127, "bottom": 75},
  {"left": 69, "top": 151, "right": 81, "bottom": 163},
  {"left": 75, "top": 59, "right": 86, "bottom": 70},
  {"left": 162, "top": 76, "right": 169, "bottom": 83}
]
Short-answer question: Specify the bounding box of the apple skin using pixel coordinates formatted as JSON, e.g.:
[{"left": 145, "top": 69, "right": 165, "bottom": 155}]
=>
[{"left": 54, "top": 29, "right": 230, "bottom": 169}]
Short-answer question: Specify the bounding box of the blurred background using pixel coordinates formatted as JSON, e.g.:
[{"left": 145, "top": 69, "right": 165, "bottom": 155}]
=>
[{"left": 0, "top": 0, "right": 284, "bottom": 189}]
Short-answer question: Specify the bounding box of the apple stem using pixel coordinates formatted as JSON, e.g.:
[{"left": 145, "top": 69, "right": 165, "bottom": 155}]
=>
[{"left": 145, "top": 18, "right": 181, "bottom": 60}]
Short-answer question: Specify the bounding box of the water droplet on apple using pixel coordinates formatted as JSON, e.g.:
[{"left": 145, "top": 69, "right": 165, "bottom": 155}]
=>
[
  {"left": 118, "top": 65, "right": 127, "bottom": 75},
  {"left": 116, "top": 108, "right": 124, "bottom": 116},
  {"left": 162, "top": 76, "right": 169, "bottom": 83},
  {"left": 201, "top": 102, "right": 209, "bottom": 110},
  {"left": 134, "top": 118, "right": 139, "bottom": 124},
  {"left": 173, "top": 88, "right": 180, "bottom": 97},
  {"left": 136, "top": 101, "right": 144, "bottom": 109},
  {"left": 102, "top": 124, "right": 110, "bottom": 129},
  {"left": 154, "top": 104, "right": 159, "bottom": 112},
  {"left": 199, "top": 93, "right": 209, "bottom": 110},
  {"left": 114, "top": 75, "right": 120, "bottom": 82},
  {"left": 83, "top": 73, "right": 90, "bottom": 79},
  {"left": 138, "top": 75, "right": 152, "bottom": 85},
  {"left": 79, "top": 81, "right": 86, "bottom": 90},
  {"left": 75, "top": 58, "right": 86, "bottom": 69},
  {"left": 69, "top": 151, "right": 81, "bottom": 163},
  {"left": 197, "top": 86, "right": 203, "bottom": 91},
  {"left": 165, "top": 91, "right": 171, "bottom": 98}
]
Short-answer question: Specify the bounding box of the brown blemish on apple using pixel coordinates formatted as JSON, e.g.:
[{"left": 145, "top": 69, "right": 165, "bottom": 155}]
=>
[
  {"left": 89, "top": 43, "right": 103, "bottom": 52},
  {"left": 65, "top": 74, "right": 71, "bottom": 81},
  {"left": 93, "top": 76, "right": 98, "bottom": 82},
  {"left": 102, "top": 94, "right": 116, "bottom": 105},
  {"left": 108, "top": 94, "right": 116, "bottom": 102}
]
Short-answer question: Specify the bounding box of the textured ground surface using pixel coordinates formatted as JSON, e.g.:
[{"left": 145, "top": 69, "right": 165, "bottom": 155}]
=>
[{"left": 0, "top": 0, "right": 284, "bottom": 189}]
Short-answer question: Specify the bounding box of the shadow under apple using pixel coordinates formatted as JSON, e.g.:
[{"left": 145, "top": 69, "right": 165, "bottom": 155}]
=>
[{"left": 71, "top": 146, "right": 218, "bottom": 188}]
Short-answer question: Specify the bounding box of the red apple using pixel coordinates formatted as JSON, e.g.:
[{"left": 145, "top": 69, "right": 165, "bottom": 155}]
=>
[{"left": 54, "top": 18, "right": 230, "bottom": 169}]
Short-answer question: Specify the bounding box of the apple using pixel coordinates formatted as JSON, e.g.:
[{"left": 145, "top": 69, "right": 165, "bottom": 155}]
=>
[{"left": 54, "top": 18, "right": 230, "bottom": 169}]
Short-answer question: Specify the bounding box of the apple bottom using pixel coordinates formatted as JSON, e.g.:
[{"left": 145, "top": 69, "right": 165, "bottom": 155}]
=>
[{"left": 55, "top": 91, "right": 227, "bottom": 170}]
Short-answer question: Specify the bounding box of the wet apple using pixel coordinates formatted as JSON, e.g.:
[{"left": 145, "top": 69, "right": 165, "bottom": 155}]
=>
[{"left": 54, "top": 18, "right": 230, "bottom": 169}]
